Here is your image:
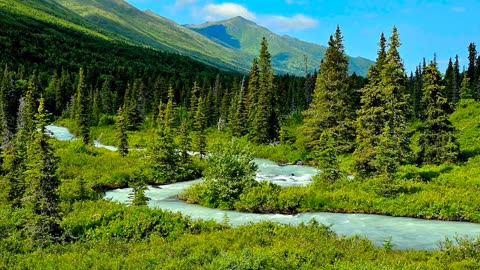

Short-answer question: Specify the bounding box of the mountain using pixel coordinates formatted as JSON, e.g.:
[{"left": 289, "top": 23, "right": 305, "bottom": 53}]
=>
[
  {"left": 186, "top": 16, "right": 374, "bottom": 75},
  {"left": 26, "top": 0, "right": 372, "bottom": 75},
  {"left": 54, "top": 0, "right": 248, "bottom": 73}
]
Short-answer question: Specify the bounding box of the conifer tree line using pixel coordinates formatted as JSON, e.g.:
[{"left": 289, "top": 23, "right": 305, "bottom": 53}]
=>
[{"left": 301, "top": 26, "right": 475, "bottom": 181}]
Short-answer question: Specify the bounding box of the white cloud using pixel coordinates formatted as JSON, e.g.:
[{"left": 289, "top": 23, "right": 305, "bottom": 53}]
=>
[
  {"left": 452, "top": 6, "right": 466, "bottom": 12},
  {"left": 195, "top": 2, "right": 318, "bottom": 32},
  {"left": 201, "top": 3, "right": 256, "bottom": 21},
  {"left": 259, "top": 14, "right": 318, "bottom": 32}
]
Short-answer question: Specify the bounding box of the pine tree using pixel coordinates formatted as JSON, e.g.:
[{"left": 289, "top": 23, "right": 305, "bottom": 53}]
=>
[
  {"left": 189, "top": 81, "right": 201, "bottom": 119},
  {"left": 75, "top": 68, "right": 90, "bottom": 144},
  {"left": 92, "top": 89, "right": 100, "bottom": 126},
  {"left": 353, "top": 33, "right": 388, "bottom": 177},
  {"left": 128, "top": 174, "right": 150, "bottom": 207},
  {"left": 232, "top": 77, "right": 248, "bottom": 137},
  {"left": 451, "top": 55, "right": 461, "bottom": 108},
  {"left": 148, "top": 105, "right": 181, "bottom": 183},
  {"left": 247, "top": 58, "right": 260, "bottom": 128},
  {"left": 0, "top": 92, "right": 34, "bottom": 208},
  {"left": 178, "top": 118, "right": 191, "bottom": 164},
  {"left": 0, "top": 66, "right": 15, "bottom": 148},
  {"left": 301, "top": 26, "right": 352, "bottom": 153},
  {"left": 418, "top": 61, "right": 460, "bottom": 164},
  {"left": 376, "top": 26, "right": 410, "bottom": 173},
  {"left": 444, "top": 58, "right": 454, "bottom": 109},
  {"left": 22, "top": 98, "right": 61, "bottom": 246},
  {"left": 116, "top": 108, "right": 128, "bottom": 157},
  {"left": 313, "top": 130, "right": 341, "bottom": 185},
  {"left": 250, "top": 37, "right": 279, "bottom": 143},
  {"left": 460, "top": 72, "right": 473, "bottom": 99},
  {"left": 164, "top": 86, "right": 176, "bottom": 129},
  {"left": 467, "top": 43, "right": 477, "bottom": 83},
  {"left": 194, "top": 96, "right": 207, "bottom": 159}
]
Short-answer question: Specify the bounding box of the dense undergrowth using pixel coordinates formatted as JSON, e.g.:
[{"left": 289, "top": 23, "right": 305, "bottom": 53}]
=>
[{"left": 2, "top": 201, "right": 480, "bottom": 269}]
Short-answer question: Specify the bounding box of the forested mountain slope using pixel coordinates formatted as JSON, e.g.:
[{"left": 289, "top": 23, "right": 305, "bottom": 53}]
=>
[{"left": 54, "top": 0, "right": 373, "bottom": 75}]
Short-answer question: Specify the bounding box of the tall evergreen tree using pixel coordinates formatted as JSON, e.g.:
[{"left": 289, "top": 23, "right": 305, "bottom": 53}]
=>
[
  {"left": 467, "top": 43, "right": 477, "bottom": 83},
  {"left": 232, "top": 77, "right": 248, "bottom": 137},
  {"left": 75, "top": 68, "right": 90, "bottom": 144},
  {"left": 301, "top": 26, "right": 352, "bottom": 153},
  {"left": 377, "top": 26, "right": 410, "bottom": 172},
  {"left": 313, "top": 130, "right": 341, "bottom": 185},
  {"left": 148, "top": 104, "right": 180, "bottom": 183},
  {"left": 189, "top": 81, "right": 201, "bottom": 119},
  {"left": 250, "top": 37, "right": 279, "bottom": 143},
  {"left": 418, "top": 61, "right": 460, "bottom": 164},
  {"left": 164, "top": 86, "right": 176, "bottom": 129},
  {"left": 116, "top": 108, "right": 128, "bottom": 157},
  {"left": 194, "top": 96, "right": 207, "bottom": 159},
  {"left": 22, "top": 98, "right": 61, "bottom": 246},
  {"left": 128, "top": 174, "right": 150, "bottom": 207},
  {"left": 451, "top": 55, "right": 461, "bottom": 108},
  {"left": 92, "top": 89, "right": 100, "bottom": 126},
  {"left": 443, "top": 58, "right": 455, "bottom": 109},
  {"left": 353, "top": 33, "right": 388, "bottom": 177},
  {"left": 178, "top": 117, "right": 191, "bottom": 164},
  {"left": 0, "top": 65, "right": 16, "bottom": 148},
  {"left": 460, "top": 72, "right": 473, "bottom": 99},
  {"left": 247, "top": 58, "right": 260, "bottom": 128}
]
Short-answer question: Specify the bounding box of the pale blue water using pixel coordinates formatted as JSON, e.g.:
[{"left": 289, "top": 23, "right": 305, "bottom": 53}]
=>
[{"left": 47, "top": 125, "right": 480, "bottom": 250}]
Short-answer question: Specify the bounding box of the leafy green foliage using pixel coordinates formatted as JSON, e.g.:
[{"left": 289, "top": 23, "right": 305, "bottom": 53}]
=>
[{"left": 181, "top": 139, "right": 257, "bottom": 208}]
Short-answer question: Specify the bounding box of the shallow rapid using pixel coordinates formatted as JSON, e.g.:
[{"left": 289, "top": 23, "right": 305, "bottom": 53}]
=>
[{"left": 47, "top": 125, "right": 480, "bottom": 250}]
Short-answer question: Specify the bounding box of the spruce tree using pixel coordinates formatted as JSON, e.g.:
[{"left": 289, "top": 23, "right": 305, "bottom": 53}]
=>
[
  {"left": 92, "top": 89, "right": 100, "bottom": 126},
  {"left": 22, "top": 98, "right": 61, "bottom": 246},
  {"left": 444, "top": 58, "right": 454, "bottom": 109},
  {"left": 301, "top": 26, "right": 352, "bottom": 153},
  {"left": 460, "top": 73, "right": 473, "bottom": 99},
  {"left": 128, "top": 174, "right": 150, "bottom": 207},
  {"left": 164, "top": 86, "right": 176, "bottom": 129},
  {"left": 232, "top": 77, "right": 248, "bottom": 137},
  {"left": 314, "top": 130, "right": 341, "bottom": 185},
  {"left": 0, "top": 66, "right": 15, "bottom": 148},
  {"left": 467, "top": 43, "right": 477, "bottom": 83},
  {"left": 178, "top": 118, "right": 191, "bottom": 164},
  {"left": 250, "top": 37, "right": 278, "bottom": 143},
  {"left": 194, "top": 96, "right": 207, "bottom": 159},
  {"left": 247, "top": 58, "right": 260, "bottom": 128},
  {"left": 189, "top": 81, "right": 200, "bottom": 119},
  {"left": 451, "top": 55, "right": 461, "bottom": 108},
  {"left": 149, "top": 104, "right": 180, "bottom": 183},
  {"left": 353, "top": 33, "right": 388, "bottom": 177},
  {"left": 116, "top": 108, "right": 128, "bottom": 157},
  {"left": 377, "top": 26, "right": 410, "bottom": 173},
  {"left": 419, "top": 61, "right": 460, "bottom": 164},
  {"left": 75, "top": 68, "right": 90, "bottom": 144}
]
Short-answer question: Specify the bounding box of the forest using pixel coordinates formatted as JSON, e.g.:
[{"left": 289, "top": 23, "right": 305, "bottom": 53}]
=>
[{"left": 1, "top": 1, "right": 480, "bottom": 269}]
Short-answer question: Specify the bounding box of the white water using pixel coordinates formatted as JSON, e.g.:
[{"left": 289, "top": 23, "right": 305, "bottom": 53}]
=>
[{"left": 47, "top": 125, "right": 480, "bottom": 250}]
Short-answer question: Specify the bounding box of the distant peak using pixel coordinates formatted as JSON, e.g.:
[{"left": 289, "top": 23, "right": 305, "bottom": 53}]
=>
[{"left": 227, "top": 16, "right": 255, "bottom": 24}]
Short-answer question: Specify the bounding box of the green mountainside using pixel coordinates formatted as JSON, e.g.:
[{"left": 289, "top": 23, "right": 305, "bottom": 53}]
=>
[
  {"left": 186, "top": 16, "right": 374, "bottom": 75},
  {"left": 54, "top": 0, "right": 373, "bottom": 75},
  {"left": 53, "top": 0, "right": 246, "bottom": 73}
]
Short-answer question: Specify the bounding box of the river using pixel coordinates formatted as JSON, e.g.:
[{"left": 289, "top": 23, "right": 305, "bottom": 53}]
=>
[{"left": 46, "top": 125, "right": 480, "bottom": 250}]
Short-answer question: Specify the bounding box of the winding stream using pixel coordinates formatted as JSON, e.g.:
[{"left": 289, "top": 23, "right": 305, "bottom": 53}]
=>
[{"left": 47, "top": 125, "right": 480, "bottom": 250}]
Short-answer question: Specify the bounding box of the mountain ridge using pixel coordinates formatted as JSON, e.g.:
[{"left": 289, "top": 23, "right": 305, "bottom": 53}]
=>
[{"left": 53, "top": 0, "right": 373, "bottom": 75}]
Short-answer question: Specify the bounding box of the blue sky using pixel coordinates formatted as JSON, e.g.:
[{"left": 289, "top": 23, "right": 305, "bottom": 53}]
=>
[{"left": 127, "top": 0, "right": 480, "bottom": 74}]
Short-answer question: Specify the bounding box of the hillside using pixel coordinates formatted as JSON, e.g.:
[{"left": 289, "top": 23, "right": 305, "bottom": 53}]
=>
[
  {"left": 54, "top": 0, "right": 372, "bottom": 75},
  {"left": 54, "top": 0, "right": 248, "bottom": 73},
  {"left": 186, "top": 16, "right": 374, "bottom": 75}
]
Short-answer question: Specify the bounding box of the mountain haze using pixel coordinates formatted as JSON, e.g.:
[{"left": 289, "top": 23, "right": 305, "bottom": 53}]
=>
[{"left": 54, "top": 0, "right": 373, "bottom": 75}]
